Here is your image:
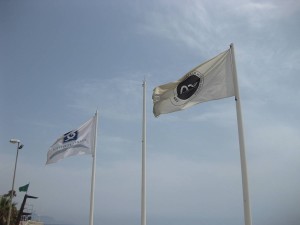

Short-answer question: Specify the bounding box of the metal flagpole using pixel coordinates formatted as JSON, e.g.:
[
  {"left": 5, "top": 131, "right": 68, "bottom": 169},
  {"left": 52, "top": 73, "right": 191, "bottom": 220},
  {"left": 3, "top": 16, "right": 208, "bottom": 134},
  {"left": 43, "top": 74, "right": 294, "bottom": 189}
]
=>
[
  {"left": 141, "top": 80, "right": 147, "bottom": 225},
  {"left": 89, "top": 111, "right": 98, "bottom": 225},
  {"left": 230, "top": 43, "right": 252, "bottom": 225},
  {"left": 26, "top": 182, "right": 30, "bottom": 195}
]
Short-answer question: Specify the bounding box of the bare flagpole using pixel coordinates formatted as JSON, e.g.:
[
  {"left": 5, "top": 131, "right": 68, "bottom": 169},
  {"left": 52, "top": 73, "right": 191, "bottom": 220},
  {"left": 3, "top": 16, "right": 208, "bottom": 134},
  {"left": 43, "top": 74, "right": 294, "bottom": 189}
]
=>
[
  {"left": 230, "top": 43, "right": 252, "bottom": 225},
  {"left": 89, "top": 111, "right": 98, "bottom": 225},
  {"left": 141, "top": 80, "right": 147, "bottom": 225}
]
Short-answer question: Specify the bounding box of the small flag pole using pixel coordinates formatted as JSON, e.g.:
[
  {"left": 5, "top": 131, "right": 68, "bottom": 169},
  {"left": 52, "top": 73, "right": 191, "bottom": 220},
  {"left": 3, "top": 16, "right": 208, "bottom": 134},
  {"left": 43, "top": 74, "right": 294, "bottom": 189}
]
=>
[
  {"left": 141, "top": 80, "right": 147, "bottom": 225},
  {"left": 230, "top": 43, "right": 252, "bottom": 225},
  {"left": 26, "top": 182, "right": 30, "bottom": 194},
  {"left": 89, "top": 111, "right": 98, "bottom": 225}
]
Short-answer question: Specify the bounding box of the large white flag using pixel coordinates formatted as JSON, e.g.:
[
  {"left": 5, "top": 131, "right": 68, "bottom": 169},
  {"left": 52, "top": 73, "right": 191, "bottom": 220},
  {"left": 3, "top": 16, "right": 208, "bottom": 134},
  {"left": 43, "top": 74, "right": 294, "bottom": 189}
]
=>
[
  {"left": 152, "top": 48, "right": 235, "bottom": 117},
  {"left": 46, "top": 115, "right": 97, "bottom": 164}
]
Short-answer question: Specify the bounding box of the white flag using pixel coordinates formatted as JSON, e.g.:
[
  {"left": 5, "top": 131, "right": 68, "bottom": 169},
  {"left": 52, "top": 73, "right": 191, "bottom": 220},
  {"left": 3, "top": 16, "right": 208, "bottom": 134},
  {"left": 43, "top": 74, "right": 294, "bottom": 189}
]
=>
[
  {"left": 46, "top": 115, "right": 97, "bottom": 164},
  {"left": 152, "top": 48, "right": 235, "bottom": 117}
]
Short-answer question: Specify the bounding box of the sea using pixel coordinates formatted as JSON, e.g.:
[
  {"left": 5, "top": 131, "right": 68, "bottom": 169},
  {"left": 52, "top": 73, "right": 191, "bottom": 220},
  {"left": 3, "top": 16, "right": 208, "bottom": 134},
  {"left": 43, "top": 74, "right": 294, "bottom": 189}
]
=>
[
  {"left": 44, "top": 224, "right": 77, "bottom": 225},
  {"left": 44, "top": 223, "right": 94, "bottom": 225},
  {"left": 43, "top": 223, "right": 86, "bottom": 225}
]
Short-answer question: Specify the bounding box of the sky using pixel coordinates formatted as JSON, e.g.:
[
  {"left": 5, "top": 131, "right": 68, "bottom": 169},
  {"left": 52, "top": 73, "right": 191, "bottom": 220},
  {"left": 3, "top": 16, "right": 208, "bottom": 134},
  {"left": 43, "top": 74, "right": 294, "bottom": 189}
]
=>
[{"left": 1, "top": 0, "right": 300, "bottom": 225}]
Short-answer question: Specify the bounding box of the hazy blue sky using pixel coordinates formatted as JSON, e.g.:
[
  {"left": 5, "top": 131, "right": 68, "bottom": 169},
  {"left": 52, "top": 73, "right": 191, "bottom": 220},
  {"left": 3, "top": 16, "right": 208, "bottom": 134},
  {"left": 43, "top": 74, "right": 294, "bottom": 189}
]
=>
[{"left": 1, "top": 1, "right": 300, "bottom": 225}]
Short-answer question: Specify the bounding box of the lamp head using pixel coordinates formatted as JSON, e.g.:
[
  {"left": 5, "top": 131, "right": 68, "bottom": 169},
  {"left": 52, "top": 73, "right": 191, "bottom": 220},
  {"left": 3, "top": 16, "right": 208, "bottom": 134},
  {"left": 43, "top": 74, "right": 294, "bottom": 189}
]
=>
[
  {"left": 10, "top": 139, "right": 21, "bottom": 144},
  {"left": 18, "top": 144, "right": 24, "bottom": 149}
]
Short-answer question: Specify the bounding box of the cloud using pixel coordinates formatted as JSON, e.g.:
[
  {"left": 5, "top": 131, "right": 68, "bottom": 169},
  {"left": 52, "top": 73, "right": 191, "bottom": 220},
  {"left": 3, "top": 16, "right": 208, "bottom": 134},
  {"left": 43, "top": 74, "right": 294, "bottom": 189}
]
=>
[
  {"left": 146, "top": 153, "right": 244, "bottom": 222},
  {"left": 65, "top": 75, "right": 144, "bottom": 121},
  {"left": 139, "top": 0, "right": 234, "bottom": 54},
  {"left": 235, "top": 0, "right": 300, "bottom": 25}
]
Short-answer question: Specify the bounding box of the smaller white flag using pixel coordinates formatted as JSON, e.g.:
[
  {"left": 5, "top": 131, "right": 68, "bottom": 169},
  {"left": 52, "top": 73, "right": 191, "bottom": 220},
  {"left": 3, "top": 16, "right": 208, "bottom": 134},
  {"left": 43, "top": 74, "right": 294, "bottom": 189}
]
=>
[
  {"left": 46, "top": 115, "right": 97, "bottom": 164},
  {"left": 152, "top": 48, "right": 235, "bottom": 117}
]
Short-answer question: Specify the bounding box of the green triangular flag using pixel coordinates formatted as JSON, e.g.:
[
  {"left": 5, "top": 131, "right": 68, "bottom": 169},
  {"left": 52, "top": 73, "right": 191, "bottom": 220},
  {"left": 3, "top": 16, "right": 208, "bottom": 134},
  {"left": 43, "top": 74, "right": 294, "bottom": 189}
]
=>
[{"left": 19, "top": 183, "right": 29, "bottom": 192}]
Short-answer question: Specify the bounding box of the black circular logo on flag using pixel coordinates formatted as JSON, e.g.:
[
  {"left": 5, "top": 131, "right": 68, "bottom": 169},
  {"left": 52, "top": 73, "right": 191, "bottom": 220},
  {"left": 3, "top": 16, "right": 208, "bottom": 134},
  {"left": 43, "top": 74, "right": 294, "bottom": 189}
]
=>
[
  {"left": 177, "top": 74, "right": 201, "bottom": 100},
  {"left": 171, "top": 71, "right": 204, "bottom": 106}
]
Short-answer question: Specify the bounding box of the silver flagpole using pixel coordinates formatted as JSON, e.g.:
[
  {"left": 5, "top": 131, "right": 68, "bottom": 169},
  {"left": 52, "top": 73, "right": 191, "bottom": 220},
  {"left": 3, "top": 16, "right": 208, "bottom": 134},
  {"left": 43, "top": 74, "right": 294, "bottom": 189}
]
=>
[
  {"left": 141, "top": 80, "right": 147, "bottom": 225},
  {"left": 230, "top": 43, "right": 252, "bottom": 225},
  {"left": 89, "top": 111, "right": 98, "bottom": 225}
]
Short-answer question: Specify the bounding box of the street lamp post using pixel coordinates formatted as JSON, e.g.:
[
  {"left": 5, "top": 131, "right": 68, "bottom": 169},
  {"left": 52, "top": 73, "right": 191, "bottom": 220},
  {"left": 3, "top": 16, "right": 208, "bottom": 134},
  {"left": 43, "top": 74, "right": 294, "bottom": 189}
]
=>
[{"left": 7, "top": 139, "right": 23, "bottom": 225}]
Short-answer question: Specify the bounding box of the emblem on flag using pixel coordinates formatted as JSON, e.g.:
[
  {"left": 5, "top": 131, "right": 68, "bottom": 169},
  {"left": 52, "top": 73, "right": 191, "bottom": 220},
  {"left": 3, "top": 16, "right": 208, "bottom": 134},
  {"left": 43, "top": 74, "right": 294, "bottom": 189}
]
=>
[
  {"left": 171, "top": 71, "right": 204, "bottom": 106},
  {"left": 64, "top": 131, "right": 78, "bottom": 143}
]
